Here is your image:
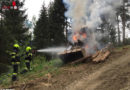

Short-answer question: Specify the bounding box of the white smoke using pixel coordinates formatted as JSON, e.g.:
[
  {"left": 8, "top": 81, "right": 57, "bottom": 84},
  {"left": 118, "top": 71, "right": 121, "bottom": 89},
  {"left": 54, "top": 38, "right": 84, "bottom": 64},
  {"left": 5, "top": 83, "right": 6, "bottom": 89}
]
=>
[
  {"left": 63, "top": 0, "right": 122, "bottom": 54},
  {"left": 64, "top": 0, "right": 122, "bottom": 30}
]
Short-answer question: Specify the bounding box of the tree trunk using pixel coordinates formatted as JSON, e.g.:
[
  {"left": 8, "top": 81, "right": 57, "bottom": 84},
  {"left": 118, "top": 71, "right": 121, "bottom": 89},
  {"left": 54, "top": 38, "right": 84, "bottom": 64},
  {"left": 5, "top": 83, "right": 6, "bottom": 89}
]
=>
[
  {"left": 117, "top": 15, "right": 121, "bottom": 45},
  {"left": 122, "top": 0, "right": 126, "bottom": 44}
]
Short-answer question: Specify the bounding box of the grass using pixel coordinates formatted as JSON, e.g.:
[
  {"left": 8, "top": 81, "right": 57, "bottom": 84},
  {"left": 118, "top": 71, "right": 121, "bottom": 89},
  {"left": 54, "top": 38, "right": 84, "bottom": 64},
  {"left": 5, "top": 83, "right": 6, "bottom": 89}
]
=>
[
  {"left": 0, "top": 55, "right": 63, "bottom": 88},
  {"left": 2, "top": 45, "right": 130, "bottom": 88},
  {"left": 114, "top": 45, "right": 130, "bottom": 52}
]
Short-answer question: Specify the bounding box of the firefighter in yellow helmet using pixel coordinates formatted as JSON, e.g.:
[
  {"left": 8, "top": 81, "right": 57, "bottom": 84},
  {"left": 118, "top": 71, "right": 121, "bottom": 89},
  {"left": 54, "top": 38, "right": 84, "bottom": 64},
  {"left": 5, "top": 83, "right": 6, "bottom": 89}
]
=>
[
  {"left": 25, "top": 46, "right": 32, "bottom": 71},
  {"left": 10, "top": 44, "right": 20, "bottom": 81}
]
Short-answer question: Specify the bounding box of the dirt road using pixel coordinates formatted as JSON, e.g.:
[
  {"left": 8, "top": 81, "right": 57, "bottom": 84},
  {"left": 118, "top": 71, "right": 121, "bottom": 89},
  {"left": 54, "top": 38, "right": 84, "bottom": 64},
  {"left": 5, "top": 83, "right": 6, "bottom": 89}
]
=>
[
  {"left": 13, "top": 47, "right": 130, "bottom": 90},
  {"left": 65, "top": 49, "right": 130, "bottom": 90}
]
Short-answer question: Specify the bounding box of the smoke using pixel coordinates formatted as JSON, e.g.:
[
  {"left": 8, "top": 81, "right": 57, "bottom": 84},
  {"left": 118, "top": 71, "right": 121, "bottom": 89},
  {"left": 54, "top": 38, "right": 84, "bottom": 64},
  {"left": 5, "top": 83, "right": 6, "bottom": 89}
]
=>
[
  {"left": 64, "top": 0, "right": 122, "bottom": 30},
  {"left": 63, "top": 0, "right": 122, "bottom": 54}
]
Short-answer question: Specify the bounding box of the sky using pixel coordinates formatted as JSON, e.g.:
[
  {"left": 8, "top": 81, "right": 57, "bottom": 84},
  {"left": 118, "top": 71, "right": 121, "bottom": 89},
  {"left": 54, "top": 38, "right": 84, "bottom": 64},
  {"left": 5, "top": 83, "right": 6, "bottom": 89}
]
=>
[{"left": 24, "top": 0, "right": 52, "bottom": 21}]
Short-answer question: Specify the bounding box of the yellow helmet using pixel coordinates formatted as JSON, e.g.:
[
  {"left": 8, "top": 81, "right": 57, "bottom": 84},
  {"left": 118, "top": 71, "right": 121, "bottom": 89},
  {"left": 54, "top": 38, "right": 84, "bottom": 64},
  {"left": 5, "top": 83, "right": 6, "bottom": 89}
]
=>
[
  {"left": 26, "top": 46, "right": 32, "bottom": 52},
  {"left": 13, "top": 44, "right": 20, "bottom": 48}
]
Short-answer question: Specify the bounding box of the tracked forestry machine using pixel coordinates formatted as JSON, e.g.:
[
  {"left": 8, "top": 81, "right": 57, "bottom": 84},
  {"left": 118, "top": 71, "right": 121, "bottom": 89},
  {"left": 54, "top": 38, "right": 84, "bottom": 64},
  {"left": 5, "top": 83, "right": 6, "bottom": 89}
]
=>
[{"left": 58, "top": 29, "right": 111, "bottom": 64}]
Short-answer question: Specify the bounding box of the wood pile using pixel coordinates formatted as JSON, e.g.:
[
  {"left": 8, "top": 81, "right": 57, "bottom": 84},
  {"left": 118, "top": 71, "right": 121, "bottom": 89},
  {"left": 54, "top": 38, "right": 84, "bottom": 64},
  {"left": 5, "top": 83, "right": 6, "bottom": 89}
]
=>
[{"left": 92, "top": 49, "right": 110, "bottom": 62}]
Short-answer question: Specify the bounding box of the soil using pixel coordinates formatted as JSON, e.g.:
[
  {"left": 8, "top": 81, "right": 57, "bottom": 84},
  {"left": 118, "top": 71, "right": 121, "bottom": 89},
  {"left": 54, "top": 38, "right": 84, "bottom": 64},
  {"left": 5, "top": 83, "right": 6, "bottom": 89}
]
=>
[{"left": 7, "top": 47, "right": 130, "bottom": 90}]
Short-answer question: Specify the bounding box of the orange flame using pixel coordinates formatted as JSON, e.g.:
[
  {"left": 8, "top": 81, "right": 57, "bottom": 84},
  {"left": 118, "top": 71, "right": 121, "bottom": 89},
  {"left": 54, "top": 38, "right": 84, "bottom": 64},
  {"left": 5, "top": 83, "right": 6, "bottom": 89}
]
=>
[
  {"left": 82, "top": 33, "right": 87, "bottom": 39},
  {"left": 72, "top": 32, "right": 87, "bottom": 43},
  {"left": 73, "top": 35, "right": 78, "bottom": 42}
]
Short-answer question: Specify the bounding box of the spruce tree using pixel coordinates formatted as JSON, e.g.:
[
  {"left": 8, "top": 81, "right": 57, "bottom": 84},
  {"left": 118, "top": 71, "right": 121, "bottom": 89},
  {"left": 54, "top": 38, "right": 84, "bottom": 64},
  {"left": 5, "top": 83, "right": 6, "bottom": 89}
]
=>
[
  {"left": 33, "top": 4, "right": 49, "bottom": 49},
  {"left": 0, "top": 0, "right": 29, "bottom": 64},
  {"left": 48, "top": 0, "right": 67, "bottom": 46},
  {"left": 3, "top": 0, "right": 29, "bottom": 42}
]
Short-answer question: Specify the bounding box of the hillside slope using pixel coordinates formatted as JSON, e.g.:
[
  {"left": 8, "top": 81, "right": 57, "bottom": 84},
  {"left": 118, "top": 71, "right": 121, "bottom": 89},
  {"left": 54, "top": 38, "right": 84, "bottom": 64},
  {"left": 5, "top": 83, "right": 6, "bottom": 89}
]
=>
[{"left": 8, "top": 46, "right": 130, "bottom": 90}]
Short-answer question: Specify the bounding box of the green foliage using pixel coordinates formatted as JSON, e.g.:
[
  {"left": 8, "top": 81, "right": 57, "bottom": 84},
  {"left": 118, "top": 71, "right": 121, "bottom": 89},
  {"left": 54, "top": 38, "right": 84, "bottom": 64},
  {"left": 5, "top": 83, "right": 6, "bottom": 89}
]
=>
[
  {"left": 0, "top": 63, "right": 10, "bottom": 74},
  {"left": 116, "top": 1, "right": 130, "bottom": 44},
  {"left": 0, "top": 65, "right": 12, "bottom": 86},
  {"left": 124, "top": 38, "right": 130, "bottom": 45},
  {"left": 33, "top": 4, "right": 49, "bottom": 49},
  {"left": 0, "top": 0, "right": 29, "bottom": 64},
  {"left": 48, "top": 0, "right": 66, "bottom": 46},
  {"left": 109, "top": 27, "right": 117, "bottom": 44},
  {"left": 34, "top": 0, "right": 67, "bottom": 50},
  {"left": 0, "top": 56, "right": 62, "bottom": 88},
  {"left": 114, "top": 45, "right": 130, "bottom": 53},
  {"left": 3, "top": 3, "right": 29, "bottom": 41},
  {"left": 98, "top": 20, "right": 117, "bottom": 45},
  {"left": 0, "top": 21, "right": 11, "bottom": 63}
]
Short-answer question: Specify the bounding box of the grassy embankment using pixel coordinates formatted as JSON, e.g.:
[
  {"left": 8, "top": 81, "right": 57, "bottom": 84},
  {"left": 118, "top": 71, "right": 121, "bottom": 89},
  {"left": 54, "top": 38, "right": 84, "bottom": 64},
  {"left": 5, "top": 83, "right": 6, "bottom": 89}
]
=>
[
  {"left": 0, "top": 56, "right": 63, "bottom": 88},
  {"left": 1, "top": 45, "right": 130, "bottom": 88}
]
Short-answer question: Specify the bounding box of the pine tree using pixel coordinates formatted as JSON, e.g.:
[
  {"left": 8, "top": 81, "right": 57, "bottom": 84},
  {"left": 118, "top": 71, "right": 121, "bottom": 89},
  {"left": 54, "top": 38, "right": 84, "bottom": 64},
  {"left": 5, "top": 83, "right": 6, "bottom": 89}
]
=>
[
  {"left": 33, "top": 3, "right": 49, "bottom": 49},
  {"left": 0, "top": 0, "right": 29, "bottom": 64},
  {"left": 98, "top": 18, "right": 117, "bottom": 45},
  {"left": 3, "top": 0, "right": 29, "bottom": 42},
  {"left": 48, "top": 0, "right": 67, "bottom": 46},
  {"left": 117, "top": 0, "right": 130, "bottom": 44}
]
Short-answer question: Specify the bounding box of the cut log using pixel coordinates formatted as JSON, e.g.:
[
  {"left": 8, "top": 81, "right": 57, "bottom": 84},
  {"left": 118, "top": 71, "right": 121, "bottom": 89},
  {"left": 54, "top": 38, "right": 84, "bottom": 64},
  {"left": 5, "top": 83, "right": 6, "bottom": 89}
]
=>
[
  {"left": 101, "top": 51, "right": 110, "bottom": 61},
  {"left": 92, "top": 50, "right": 110, "bottom": 62},
  {"left": 92, "top": 51, "right": 100, "bottom": 59}
]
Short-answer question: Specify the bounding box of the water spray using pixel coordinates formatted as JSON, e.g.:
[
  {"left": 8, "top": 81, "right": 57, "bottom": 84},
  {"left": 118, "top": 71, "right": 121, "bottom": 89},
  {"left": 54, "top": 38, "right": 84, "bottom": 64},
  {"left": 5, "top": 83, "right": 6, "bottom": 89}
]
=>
[{"left": 37, "top": 47, "right": 66, "bottom": 54}]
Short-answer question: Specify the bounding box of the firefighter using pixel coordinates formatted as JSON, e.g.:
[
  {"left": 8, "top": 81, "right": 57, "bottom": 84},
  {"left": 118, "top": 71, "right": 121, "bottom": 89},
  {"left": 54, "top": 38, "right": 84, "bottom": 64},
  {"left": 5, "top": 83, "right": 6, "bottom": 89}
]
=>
[
  {"left": 25, "top": 46, "right": 32, "bottom": 71},
  {"left": 10, "top": 44, "right": 20, "bottom": 81}
]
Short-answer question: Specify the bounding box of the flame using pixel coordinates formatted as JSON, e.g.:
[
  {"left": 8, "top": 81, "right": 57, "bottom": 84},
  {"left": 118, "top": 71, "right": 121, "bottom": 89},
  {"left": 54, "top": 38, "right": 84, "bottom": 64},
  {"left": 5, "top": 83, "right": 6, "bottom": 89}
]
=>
[
  {"left": 73, "top": 35, "right": 78, "bottom": 42},
  {"left": 72, "top": 32, "right": 87, "bottom": 43},
  {"left": 72, "top": 32, "right": 80, "bottom": 42},
  {"left": 82, "top": 33, "right": 87, "bottom": 39}
]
